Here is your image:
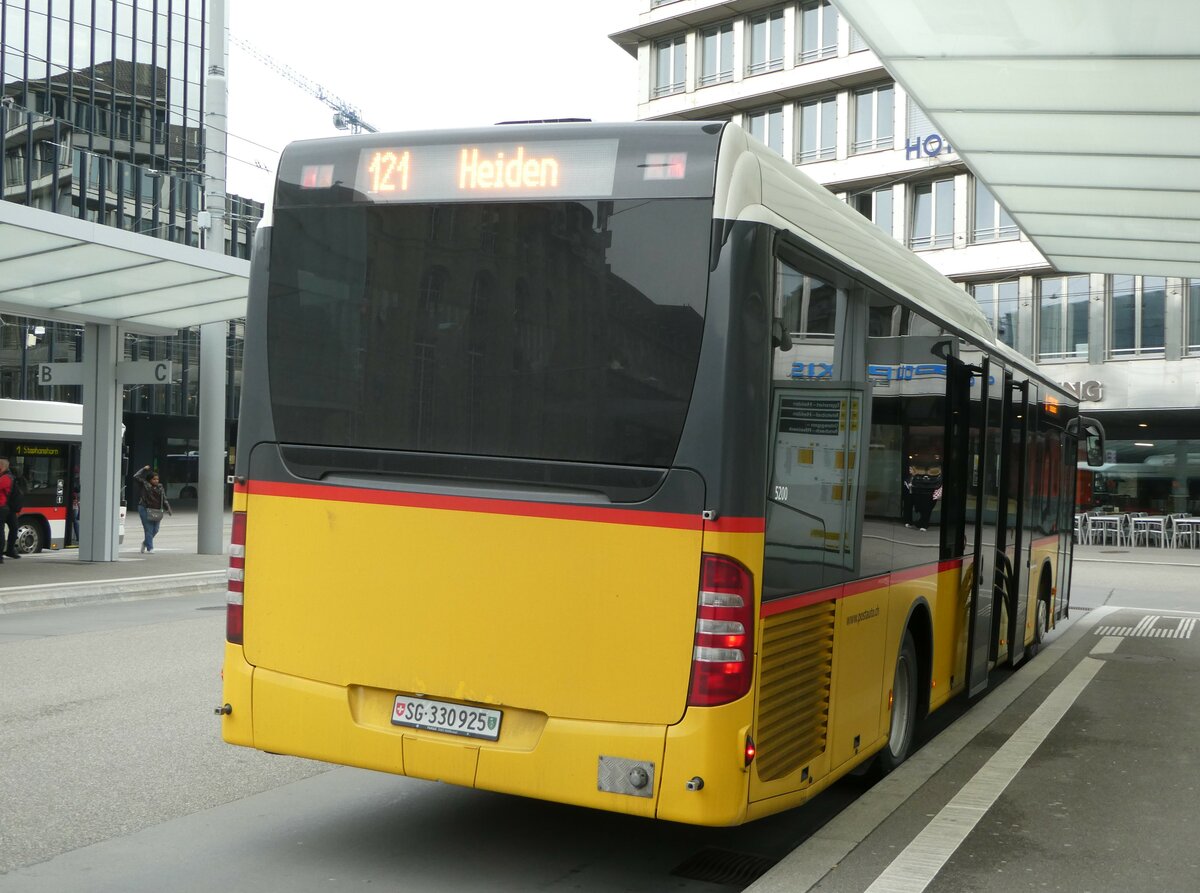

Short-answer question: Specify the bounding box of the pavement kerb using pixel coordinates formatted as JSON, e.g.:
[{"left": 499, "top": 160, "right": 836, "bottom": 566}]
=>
[{"left": 0, "top": 570, "right": 226, "bottom": 614}]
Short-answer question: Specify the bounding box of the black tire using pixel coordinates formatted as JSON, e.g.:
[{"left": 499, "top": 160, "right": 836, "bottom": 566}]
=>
[
  {"left": 180, "top": 486, "right": 197, "bottom": 499},
  {"left": 1028, "top": 596, "right": 1050, "bottom": 659},
  {"left": 876, "top": 630, "right": 919, "bottom": 776}
]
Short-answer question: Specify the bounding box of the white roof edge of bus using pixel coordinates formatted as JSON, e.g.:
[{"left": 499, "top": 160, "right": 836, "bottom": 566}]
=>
[
  {"left": 0, "top": 397, "right": 83, "bottom": 440},
  {"left": 714, "top": 124, "right": 1012, "bottom": 366}
]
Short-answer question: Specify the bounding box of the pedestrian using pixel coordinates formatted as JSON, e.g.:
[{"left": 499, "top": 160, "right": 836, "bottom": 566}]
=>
[
  {"left": 71, "top": 488, "right": 81, "bottom": 546},
  {"left": 132, "top": 464, "right": 172, "bottom": 554},
  {"left": 0, "top": 457, "right": 10, "bottom": 563},
  {"left": 0, "top": 458, "right": 24, "bottom": 558},
  {"left": 907, "top": 460, "right": 943, "bottom": 532}
]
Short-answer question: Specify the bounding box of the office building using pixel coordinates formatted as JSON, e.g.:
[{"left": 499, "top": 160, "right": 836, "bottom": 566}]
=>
[
  {"left": 612, "top": 0, "right": 1200, "bottom": 514},
  {"left": 1, "top": 0, "right": 259, "bottom": 479}
]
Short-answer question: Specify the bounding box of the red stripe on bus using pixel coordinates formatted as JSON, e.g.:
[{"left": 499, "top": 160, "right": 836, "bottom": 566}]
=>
[
  {"left": 248, "top": 479, "right": 763, "bottom": 533},
  {"left": 705, "top": 516, "right": 766, "bottom": 534},
  {"left": 23, "top": 506, "right": 67, "bottom": 521},
  {"left": 760, "top": 558, "right": 964, "bottom": 617}
]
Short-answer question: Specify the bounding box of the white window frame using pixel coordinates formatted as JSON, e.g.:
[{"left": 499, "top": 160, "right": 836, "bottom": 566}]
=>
[
  {"left": 798, "top": 1, "right": 838, "bottom": 64},
  {"left": 653, "top": 35, "right": 687, "bottom": 98},
  {"left": 971, "top": 179, "right": 1019, "bottom": 243},
  {"left": 852, "top": 84, "right": 894, "bottom": 154},
  {"left": 1188, "top": 279, "right": 1200, "bottom": 355},
  {"left": 698, "top": 22, "right": 734, "bottom": 87},
  {"left": 1037, "top": 274, "right": 1091, "bottom": 362},
  {"left": 746, "top": 8, "right": 785, "bottom": 76},
  {"left": 852, "top": 187, "right": 894, "bottom": 238},
  {"left": 1108, "top": 275, "right": 1167, "bottom": 359},
  {"left": 972, "top": 281, "right": 1020, "bottom": 350},
  {"left": 908, "top": 178, "right": 955, "bottom": 251},
  {"left": 795, "top": 95, "right": 836, "bottom": 164},
  {"left": 747, "top": 106, "right": 784, "bottom": 155}
]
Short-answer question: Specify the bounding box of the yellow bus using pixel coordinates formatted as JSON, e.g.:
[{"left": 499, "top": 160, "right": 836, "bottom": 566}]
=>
[{"left": 219, "top": 122, "right": 1103, "bottom": 826}]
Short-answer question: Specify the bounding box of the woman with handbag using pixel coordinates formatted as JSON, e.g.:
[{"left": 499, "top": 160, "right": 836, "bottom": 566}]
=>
[{"left": 132, "top": 465, "right": 172, "bottom": 554}]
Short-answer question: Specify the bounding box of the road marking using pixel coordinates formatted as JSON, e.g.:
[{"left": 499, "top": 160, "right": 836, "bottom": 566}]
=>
[
  {"left": 862, "top": 637, "right": 1114, "bottom": 893},
  {"left": 1094, "top": 616, "right": 1195, "bottom": 639}
]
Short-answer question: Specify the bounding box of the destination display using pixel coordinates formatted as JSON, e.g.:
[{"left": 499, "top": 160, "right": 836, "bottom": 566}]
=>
[{"left": 343, "top": 139, "right": 622, "bottom": 201}]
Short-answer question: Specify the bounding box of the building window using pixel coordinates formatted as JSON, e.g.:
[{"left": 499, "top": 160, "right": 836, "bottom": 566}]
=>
[
  {"left": 653, "top": 36, "right": 686, "bottom": 97},
  {"left": 972, "top": 180, "right": 1018, "bottom": 243},
  {"left": 852, "top": 84, "right": 894, "bottom": 154},
  {"left": 798, "top": 1, "right": 838, "bottom": 63},
  {"left": 796, "top": 96, "right": 836, "bottom": 164},
  {"left": 849, "top": 26, "right": 870, "bottom": 53},
  {"left": 1109, "top": 275, "right": 1166, "bottom": 358},
  {"left": 747, "top": 9, "right": 784, "bottom": 76},
  {"left": 1037, "top": 274, "right": 1090, "bottom": 361},
  {"left": 699, "top": 22, "right": 734, "bottom": 87},
  {"left": 747, "top": 107, "right": 784, "bottom": 155},
  {"left": 1188, "top": 279, "right": 1200, "bottom": 355},
  {"left": 973, "top": 281, "right": 1020, "bottom": 350},
  {"left": 909, "top": 179, "right": 954, "bottom": 250},
  {"left": 852, "top": 187, "right": 893, "bottom": 238}
]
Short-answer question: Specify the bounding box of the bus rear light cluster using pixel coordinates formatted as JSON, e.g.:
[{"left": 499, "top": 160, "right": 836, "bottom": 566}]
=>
[
  {"left": 687, "top": 554, "right": 755, "bottom": 707},
  {"left": 226, "top": 510, "right": 246, "bottom": 644}
]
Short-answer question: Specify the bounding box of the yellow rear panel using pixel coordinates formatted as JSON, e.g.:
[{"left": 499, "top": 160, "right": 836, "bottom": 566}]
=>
[{"left": 242, "top": 487, "right": 704, "bottom": 726}]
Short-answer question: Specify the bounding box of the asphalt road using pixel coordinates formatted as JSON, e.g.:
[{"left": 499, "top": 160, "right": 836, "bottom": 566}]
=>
[{"left": 0, "top": 554, "right": 1195, "bottom": 890}]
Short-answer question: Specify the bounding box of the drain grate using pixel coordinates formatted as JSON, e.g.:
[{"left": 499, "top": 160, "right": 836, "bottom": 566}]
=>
[{"left": 670, "top": 848, "right": 776, "bottom": 888}]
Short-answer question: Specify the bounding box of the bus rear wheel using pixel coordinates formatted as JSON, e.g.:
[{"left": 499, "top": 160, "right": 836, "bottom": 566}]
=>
[
  {"left": 1029, "top": 596, "right": 1050, "bottom": 659},
  {"left": 876, "top": 630, "right": 919, "bottom": 776}
]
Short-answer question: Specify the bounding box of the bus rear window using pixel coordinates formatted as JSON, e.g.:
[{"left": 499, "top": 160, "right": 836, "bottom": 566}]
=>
[{"left": 266, "top": 199, "right": 710, "bottom": 467}]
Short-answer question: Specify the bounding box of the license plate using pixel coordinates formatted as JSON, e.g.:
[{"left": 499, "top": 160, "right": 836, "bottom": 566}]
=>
[{"left": 391, "top": 695, "right": 502, "bottom": 741}]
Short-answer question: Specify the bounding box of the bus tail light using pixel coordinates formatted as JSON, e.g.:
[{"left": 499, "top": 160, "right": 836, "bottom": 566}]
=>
[
  {"left": 226, "top": 510, "right": 246, "bottom": 644},
  {"left": 688, "top": 554, "right": 755, "bottom": 707}
]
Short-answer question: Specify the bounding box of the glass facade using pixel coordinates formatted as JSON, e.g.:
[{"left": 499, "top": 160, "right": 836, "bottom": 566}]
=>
[{"left": 1, "top": 0, "right": 261, "bottom": 473}]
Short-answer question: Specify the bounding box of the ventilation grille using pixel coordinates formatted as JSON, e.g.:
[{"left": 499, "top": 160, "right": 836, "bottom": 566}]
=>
[{"left": 754, "top": 601, "right": 835, "bottom": 781}]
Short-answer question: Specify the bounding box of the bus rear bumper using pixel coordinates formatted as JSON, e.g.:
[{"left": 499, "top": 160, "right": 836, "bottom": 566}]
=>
[{"left": 234, "top": 664, "right": 686, "bottom": 820}]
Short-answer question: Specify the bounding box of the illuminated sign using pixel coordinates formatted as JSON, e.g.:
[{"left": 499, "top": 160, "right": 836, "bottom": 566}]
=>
[{"left": 353, "top": 140, "right": 619, "bottom": 201}]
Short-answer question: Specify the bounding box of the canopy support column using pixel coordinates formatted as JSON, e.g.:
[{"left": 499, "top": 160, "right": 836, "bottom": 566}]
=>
[{"left": 79, "top": 323, "right": 123, "bottom": 562}]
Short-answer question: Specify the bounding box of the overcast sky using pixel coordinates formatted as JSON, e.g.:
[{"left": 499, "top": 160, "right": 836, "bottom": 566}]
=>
[{"left": 224, "top": 0, "right": 639, "bottom": 204}]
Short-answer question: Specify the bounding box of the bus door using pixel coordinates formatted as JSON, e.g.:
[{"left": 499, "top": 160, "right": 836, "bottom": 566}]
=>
[
  {"left": 1003, "top": 376, "right": 1031, "bottom": 667},
  {"left": 963, "top": 358, "right": 994, "bottom": 698}
]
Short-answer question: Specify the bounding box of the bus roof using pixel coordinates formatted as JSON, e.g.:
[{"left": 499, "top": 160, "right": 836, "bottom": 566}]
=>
[
  {"left": 0, "top": 398, "right": 83, "bottom": 440},
  {"left": 715, "top": 125, "right": 1075, "bottom": 403}
]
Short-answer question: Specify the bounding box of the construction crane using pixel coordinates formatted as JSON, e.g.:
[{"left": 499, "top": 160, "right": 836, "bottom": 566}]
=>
[{"left": 230, "top": 35, "right": 378, "bottom": 134}]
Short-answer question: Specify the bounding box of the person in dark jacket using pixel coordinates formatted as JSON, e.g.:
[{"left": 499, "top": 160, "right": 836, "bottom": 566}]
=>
[
  {"left": 0, "top": 457, "right": 11, "bottom": 563},
  {"left": 906, "top": 461, "right": 943, "bottom": 532},
  {"left": 132, "top": 465, "right": 172, "bottom": 554}
]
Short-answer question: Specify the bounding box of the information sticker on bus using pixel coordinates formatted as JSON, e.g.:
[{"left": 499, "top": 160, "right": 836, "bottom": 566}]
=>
[{"left": 391, "top": 695, "right": 502, "bottom": 741}]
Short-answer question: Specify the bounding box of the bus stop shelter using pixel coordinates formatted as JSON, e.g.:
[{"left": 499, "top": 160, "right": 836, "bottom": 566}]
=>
[
  {"left": 835, "top": 0, "right": 1200, "bottom": 280},
  {"left": 0, "top": 198, "right": 248, "bottom": 562}
]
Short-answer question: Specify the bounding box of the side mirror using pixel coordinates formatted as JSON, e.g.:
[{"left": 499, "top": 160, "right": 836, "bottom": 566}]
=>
[
  {"left": 1068, "top": 416, "right": 1106, "bottom": 468},
  {"left": 771, "top": 318, "right": 793, "bottom": 351}
]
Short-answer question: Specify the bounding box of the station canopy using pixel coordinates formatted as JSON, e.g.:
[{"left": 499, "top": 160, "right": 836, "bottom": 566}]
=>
[
  {"left": 835, "top": 0, "right": 1200, "bottom": 278},
  {"left": 0, "top": 200, "right": 249, "bottom": 334}
]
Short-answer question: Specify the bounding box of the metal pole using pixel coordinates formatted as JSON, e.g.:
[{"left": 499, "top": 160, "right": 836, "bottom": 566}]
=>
[{"left": 198, "top": 0, "right": 228, "bottom": 555}]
